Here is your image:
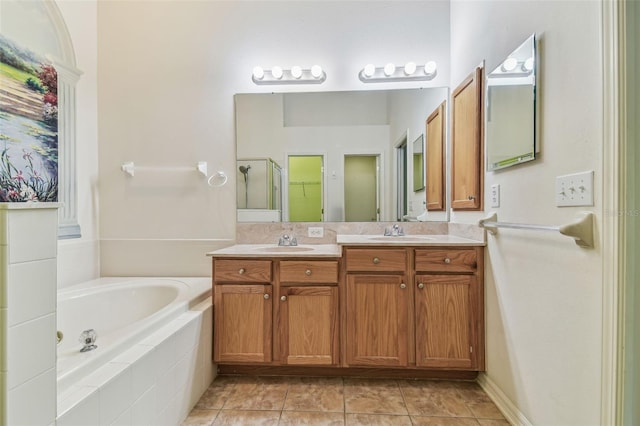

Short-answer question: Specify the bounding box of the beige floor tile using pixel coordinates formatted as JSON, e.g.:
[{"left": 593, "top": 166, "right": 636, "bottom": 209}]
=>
[
  {"left": 452, "top": 382, "right": 493, "bottom": 403},
  {"left": 411, "top": 416, "right": 481, "bottom": 426},
  {"left": 212, "top": 410, "right": 280, "bottom": 425},
  {"left": 284, "top": 377, "right": 344, "bottom": 412},
  {"left": 181, "top": 409, "right": 219, "bottom": 426},
  {"left": 344, "top": 378, "right": 407, "bottom": 415},
  {"left": 476, "top": 419, "right": 510, "bottom": 426},
  {"left": 345, "top": 413, "right": 413, "bottom": 425},
  {"left": 222, "top": 376, "right": 290, "bottom": 410},
  {"left": 402, "top": 385, "right": 473, "bottom": 417},
  {"left": 279, "top": 411, "right": 345, "bottom": 425},
  {"left": 467, "top": 401, "right": 505, "bottom": 420}
]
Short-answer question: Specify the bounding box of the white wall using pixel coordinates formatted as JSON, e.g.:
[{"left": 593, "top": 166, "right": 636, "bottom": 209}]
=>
[
  {"left": 450, "top": 1, "right": 603, "bottom": 424},
  {"left": 55, "top": 0, "right": 100, "bottom": 288},
  {"left": 97, "top": 0, "right": 450, "bottom": 275}
]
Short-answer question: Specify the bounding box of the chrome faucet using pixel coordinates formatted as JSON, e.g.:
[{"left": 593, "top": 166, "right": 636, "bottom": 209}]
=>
[
  {"left": 79, "top": 329, "right": 98, "bottom": 352},
  {"left": 384, "top": 224, "right": 405, "bottom": 236},
  {"left": 278, "top": 234, "right": 298, "bottom": 246}
]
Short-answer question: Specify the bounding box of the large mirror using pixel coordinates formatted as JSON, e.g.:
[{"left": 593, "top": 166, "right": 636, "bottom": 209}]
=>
[
  {"left": 235, "top": 88, "right": 448, "bottom": 222},
  {"left": 486, "top": 33, "right": 538, "bottom": 171}
]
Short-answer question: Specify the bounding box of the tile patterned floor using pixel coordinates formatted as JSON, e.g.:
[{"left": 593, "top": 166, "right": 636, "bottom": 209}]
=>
[{"left": 183, "top": 376, "right": 509, "bottom": 425}]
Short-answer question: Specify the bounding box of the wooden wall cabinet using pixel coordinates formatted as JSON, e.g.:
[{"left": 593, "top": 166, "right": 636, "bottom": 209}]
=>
[
  {"left": 451, "top": 65, "right": 484, "bottom": 210},
  {"left": 426, "top": 101, "right": 446, "bottom": 211}
]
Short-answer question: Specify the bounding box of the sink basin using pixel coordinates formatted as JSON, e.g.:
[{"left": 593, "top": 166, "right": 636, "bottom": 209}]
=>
[
  {"left": 368, "top": 236, "right": 434, "bottom": 242},
  {"left": 256, "top": 246, "right": 315, "bottom": 252}
]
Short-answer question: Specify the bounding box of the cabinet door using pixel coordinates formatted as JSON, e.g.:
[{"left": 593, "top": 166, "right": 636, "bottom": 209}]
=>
[
  {"left": 346, "top": 274, "right": 409, "bottom": 367},
  {"left": 279, "top": 286, "right": 338, "bottom": 365},
  {"left": 214, "top": 284, "right": 272, "bottom": 363},
  {"left": 415, "top": 275, "right": 476, "bottom": 369},
  {"left": 451, "top": 65, "right": 484, "bottom": 210},
  {"left": 426, "top": 100, "right": 446, "bottom": 211}
]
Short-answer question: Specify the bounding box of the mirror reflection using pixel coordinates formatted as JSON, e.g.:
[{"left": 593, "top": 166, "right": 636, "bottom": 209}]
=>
[
  {"left": 486, "top": 33, "right": 537, "bottom": 171},
  {"left": 235, "top": 88, "right": 448, "bottom": 222},
  {"left": 412, "top": 134, "right": 425, "bottom": 192}
]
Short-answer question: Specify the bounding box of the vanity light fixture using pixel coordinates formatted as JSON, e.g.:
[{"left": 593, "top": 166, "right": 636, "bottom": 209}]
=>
[
  {"left": 522, "top": 57, "right": 534, "bottom": 72},
  {"left": 251, "top": 65, "right": 327, "bottom": 85},
  {"left": 359, "top": 60, "right": 437, "bottom": 83},
  {"left": 501, "top": 57, "right": 518, "bottom": 72}
]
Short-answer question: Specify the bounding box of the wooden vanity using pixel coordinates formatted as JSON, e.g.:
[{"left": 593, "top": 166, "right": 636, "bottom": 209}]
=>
[{"left": 209, "top": 238, "right": 484, "bottom": 379}]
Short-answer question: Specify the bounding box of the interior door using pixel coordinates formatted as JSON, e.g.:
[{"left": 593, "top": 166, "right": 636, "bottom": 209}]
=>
[
  {"left": 287, "top": 155, "right": 324, "bottom": 221},
  {"left": 344, "top": 155, "right": 379, "bottom": 221}
]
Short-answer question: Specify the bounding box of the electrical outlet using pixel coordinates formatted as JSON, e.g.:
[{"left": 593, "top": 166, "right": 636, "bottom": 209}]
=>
[
  {"left": 490, "top": 184, "right": 500, "bottom": 208},
  {"left": 556, "top": 171, "right": 594, "bottom": 207},
  {"left": 308, "top": 227, "right": 324, "bottom": 238}
]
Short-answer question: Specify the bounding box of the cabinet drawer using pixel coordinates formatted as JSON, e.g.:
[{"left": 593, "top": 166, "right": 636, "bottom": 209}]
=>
[
  {"left": 345, "top": 248, "right": 406, "bottom": 272},
  {"left": 280, "top": 261, "right": 339, "bottom": 284},
  {"left": 214, "top": 259, "right": 272, "bottom": 282},
  {"left": 415, "top": 249, "right": 477, "bottom": 273}
]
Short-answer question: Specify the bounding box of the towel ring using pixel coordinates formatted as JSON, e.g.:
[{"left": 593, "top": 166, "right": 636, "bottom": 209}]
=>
[{"left": 208, "top": 171, "right": 228, "bottom": 187}]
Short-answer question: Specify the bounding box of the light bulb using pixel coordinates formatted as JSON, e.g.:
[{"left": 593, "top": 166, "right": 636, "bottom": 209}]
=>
[
  {"left": 523, "top": 57, "right": 534, "bottom": 72},
  {"left": 252, "top": 66, "right": 265, "bottom": 80},
  {"left": 272, "top": 66, "right": 283, "bottom": 79},
  {"left": 502, "top": 57, "right": 518, "bottom": 72},
  {"left": 291, "top": 66, "right": 303, "bottom": 79},
  {"left": 383, "top": 63, "right": 396, "bottom": 76},
  {"left": 363, "top": 63, "right": 376, "bottom": 77},
  {"left": 311, "top": 65, "right": 323, "bottom": 78},
  {"left": 424, "top": 61, "right": 437, "bottom": 75},
  {"left": 404, "top": 62, "right": 417, "bottom": 76}
]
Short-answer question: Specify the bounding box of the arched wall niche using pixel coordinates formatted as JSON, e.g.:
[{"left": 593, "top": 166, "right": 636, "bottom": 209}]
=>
[{"left": 0, "top": 0, "right": 83, "bottom": 238}]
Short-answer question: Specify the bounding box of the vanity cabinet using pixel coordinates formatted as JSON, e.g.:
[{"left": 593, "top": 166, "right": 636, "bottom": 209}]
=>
[
  {"left": 213, "top": 260, "right": 273, "bottom": 363},
  {"left": 344, "top": 248, "right": 410, "bottom": 367},
  {"left": 212, "top": 257, "right": 339, "bottom": 366},
  {"left": 414, "top": 248, "right": 484, "bottom": 370},
  {"left": 343, "top": 246, "right": 484, "bottom": 371},
  {"left": 278, "top": 260, "right": 340, "bottom": 366}
]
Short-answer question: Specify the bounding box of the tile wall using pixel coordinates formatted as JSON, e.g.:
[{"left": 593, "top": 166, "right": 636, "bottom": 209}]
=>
[{"left": 0, "top": 204, "right": 60, "bottom": 426}]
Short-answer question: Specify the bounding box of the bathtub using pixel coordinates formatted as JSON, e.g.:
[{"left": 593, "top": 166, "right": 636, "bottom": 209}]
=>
[{"left": 56, "top": 277, "right": 215, "bottom": 426}]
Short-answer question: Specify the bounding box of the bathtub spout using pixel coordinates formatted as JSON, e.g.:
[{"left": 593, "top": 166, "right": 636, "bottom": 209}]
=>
[{"left": 79, "top": 329, "right": 98, "bottom": 352}]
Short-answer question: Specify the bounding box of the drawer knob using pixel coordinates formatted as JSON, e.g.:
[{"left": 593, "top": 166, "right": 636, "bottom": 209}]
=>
[
  {"left": 280, "top": 295, "right": 287, "bottom": 301},
  {"left": 305, "top": 269, "right": 312, "bottom": 276},
  {"left": 263, "top": 294, "right": 270, "bottom": 300},
  {"left": 418, "top": 282, "right": 424, "bottom": 289},
  {"left": 238, "top": 268, "right": 246, "bottom": 274},
  {"left": 400, "top": 283, "right": 406, "bottom": 289},
  {"left": 444, "top": 258, "right": 451, "bottom": 264},
  {"left": 372, "top": 257, "right": 381, "bottom": 264}
]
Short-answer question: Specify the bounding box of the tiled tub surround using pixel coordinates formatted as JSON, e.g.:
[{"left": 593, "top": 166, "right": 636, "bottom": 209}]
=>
[
  {"left": 1, "top": 203, "right": 61, "bottom": 426},
  {"left": 56, "top": 277, "right": 215, "bottom": 426}
]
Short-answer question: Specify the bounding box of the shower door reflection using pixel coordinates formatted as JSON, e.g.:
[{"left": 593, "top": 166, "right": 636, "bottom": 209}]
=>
[{"left": 236, "top": 158, "right": 282, "bottom": 222}]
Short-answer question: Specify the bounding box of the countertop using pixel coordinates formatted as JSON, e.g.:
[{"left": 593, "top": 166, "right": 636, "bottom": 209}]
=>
[
  {"left": 206, "top": 244, "right": 342, "bottom": 258},
  {"left": 207, "top": 234, "right": 484, "bottom": 258},
  {"left": 336, "top": 234, "right": 485, "bottom": 246}
]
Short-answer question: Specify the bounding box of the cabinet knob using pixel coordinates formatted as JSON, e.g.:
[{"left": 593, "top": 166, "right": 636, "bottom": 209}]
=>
[
  {"left": 238, "top": 268, "right": 246, "bottom": 275},
  {"left": 280, "top": 295, "right": 287, "bottom": 301},
  {"left": 372, "top": 257, "right": 381, "bottom": 264},
  {"left": 263, "top": 294, "right": 270, "bottom": 300},
  {"left": 400, "top": 283, "right": 406, "bottom": 289},
  {"left": 418, "top": 282, "right": 424, "bottom": 289},
  {"left": 444, "top": 258, "right": 451, "bottom": 264},
  {"left": 305, "top": 269, "right": 312, "bottom": 276}
]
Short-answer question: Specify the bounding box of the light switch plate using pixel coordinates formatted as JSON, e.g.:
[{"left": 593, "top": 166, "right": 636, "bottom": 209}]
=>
[
  {"left": 490, "top": 184, "right": 500, "bottom": 208},
  {"left": 555, "top": 171, "right": 594, "bottom": 207}
]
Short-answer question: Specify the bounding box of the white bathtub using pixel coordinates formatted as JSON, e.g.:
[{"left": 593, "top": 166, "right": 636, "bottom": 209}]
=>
[{"left": 56, "top": 277, "right": 215, "bottom": 426}]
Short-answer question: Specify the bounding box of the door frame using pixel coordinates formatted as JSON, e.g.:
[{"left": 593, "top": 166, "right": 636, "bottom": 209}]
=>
[{"left": 394, "top": 130, "right": 410, "bottom": 221}]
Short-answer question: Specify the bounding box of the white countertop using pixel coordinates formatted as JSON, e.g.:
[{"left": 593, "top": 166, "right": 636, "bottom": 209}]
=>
[
  {"left": 207, "top": 234, "right": 485, "bottom": 258},
  {"left": 207, "top": 244, "right": 342, "bottom": 258},
  {"left": 337, "top": 234, "right": 485, "bottom": 246}
]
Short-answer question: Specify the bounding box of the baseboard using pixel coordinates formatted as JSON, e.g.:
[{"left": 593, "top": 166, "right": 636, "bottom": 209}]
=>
[{"left": 477, "top": 372, "right": 532, "bottom": 426}]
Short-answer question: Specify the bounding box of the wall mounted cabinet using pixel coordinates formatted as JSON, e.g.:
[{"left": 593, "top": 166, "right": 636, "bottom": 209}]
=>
[{"left": 451, "top": 65, "right": 484, "bottom": 210}]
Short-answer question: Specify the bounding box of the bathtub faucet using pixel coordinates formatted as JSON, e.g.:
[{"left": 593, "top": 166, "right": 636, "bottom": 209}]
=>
[{"left": 79, "top": 329, "right": 98, "bottom": 352}]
